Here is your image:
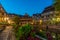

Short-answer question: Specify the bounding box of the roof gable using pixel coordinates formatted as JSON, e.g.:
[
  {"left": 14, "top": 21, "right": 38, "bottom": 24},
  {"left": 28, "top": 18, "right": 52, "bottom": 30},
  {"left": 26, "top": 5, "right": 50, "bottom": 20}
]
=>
[{"left": 0, "top": 3, "right": 6, "bottom": 13}]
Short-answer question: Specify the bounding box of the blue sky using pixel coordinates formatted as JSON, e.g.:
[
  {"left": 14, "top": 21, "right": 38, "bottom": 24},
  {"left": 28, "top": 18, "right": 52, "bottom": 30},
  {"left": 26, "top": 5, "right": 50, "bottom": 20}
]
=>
[{"left": 0, "top": 0, "right": 53, "bottom": 16}]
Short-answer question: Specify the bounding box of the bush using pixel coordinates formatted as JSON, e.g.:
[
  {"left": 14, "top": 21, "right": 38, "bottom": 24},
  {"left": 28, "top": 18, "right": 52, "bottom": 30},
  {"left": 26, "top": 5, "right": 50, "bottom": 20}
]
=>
[
  {"left": 36, "top": 31, "right": 47, "bottom": 39},
  {"left": 16, "top": 24, "right": 33, "bottom": 40}
]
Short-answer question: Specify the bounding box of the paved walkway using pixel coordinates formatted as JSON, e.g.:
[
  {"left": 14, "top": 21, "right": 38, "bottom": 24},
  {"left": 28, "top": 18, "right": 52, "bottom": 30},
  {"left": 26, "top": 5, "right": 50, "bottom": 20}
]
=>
[{"left": 0, "top": 26, "right": 15, "bottom": 40}]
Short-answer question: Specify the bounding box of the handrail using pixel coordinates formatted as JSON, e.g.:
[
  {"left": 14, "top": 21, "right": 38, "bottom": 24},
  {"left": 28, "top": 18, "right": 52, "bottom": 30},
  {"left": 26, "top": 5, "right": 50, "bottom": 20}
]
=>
[{"left": 35, "top": 35, "right": 47, "bottom": 40}]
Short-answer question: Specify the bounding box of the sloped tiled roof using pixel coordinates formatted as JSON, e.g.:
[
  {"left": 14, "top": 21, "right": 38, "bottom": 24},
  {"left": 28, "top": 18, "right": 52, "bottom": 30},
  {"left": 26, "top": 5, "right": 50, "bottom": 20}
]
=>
[{"left": 42, "top": 5, "right": 55, "bottom": 13}]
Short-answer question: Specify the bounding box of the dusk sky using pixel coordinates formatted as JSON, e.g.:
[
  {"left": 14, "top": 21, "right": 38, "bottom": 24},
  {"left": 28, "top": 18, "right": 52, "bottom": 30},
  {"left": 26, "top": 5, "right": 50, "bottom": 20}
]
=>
[{"left": 0, "top": 0, "right": 53, "bottom": 16}]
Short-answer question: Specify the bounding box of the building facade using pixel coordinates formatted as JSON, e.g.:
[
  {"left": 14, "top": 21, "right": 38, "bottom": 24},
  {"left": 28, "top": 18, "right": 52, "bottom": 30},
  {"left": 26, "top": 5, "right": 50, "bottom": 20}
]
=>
[
  {"left": 19, "top": 13, "right": 33, "bottom": 26},
  {"left": 32, "top": 13, "right": 41, "bottom": 25},
  {"left": 0, "top": 4, "right": 14, "bottom": 24},
  {"left": 0, "top": 4, "right": 7, "bottom": 22},
  {"left": 0, "top": 4, "right": 33, "bottom": 26},
  {"left": 41, "top": 5, "right": 55, "bottom": 25},
  {"left": 0, "top": 3, "right": 58, "bottom": 26}
]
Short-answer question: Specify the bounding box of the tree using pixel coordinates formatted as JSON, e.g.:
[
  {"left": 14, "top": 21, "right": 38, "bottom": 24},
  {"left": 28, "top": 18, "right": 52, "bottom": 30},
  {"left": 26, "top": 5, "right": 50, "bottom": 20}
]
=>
[
  {"left": 13, "top": 16, "right": 20, "bottom": 25},
  {"left": 12, "top": 16, "right": 20, "bottom": 32},
  {"left": 16, "top": 24, "right": 34, "bottom": 40},
  {"left": 55, "top": 0, "right": 60, "bottom": 11}
]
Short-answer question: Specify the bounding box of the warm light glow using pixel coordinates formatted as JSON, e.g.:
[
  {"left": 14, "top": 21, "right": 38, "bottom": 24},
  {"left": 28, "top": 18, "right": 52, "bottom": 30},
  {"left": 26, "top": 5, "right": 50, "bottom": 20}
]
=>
[
  {"left": 8, "top": 20, "right": 11, "bottom": 24},
  {"left": 39, "top": 20, "right": 42, "bottom": 24},
  {"left": 3, "top": 17, "right": 13, "bottom": 24},
  {"left": 6, "top": 18, "right": 9, "bottom": 20},
  {"left": 8, "top": 19, "right": 14, "bottom": 24},
  {"left": 31, "top": 22, "right": 33, "bottom": 24},
  {"left": 53, "top": 35, "right": 55, "bottom": 38},
  {"left": 4, "top": 17, "right": 9, "bottom": 21},
  {"left": 4, "top": 18, "right": 6, "bottom": 21},
  {"left": 56, "top": 18, "right": 60, "bottom": 22},
  {"left": 40, "top": 29, "right": 42, "bottom": 32},
  {"left": 52, "top": 18, "right": 56, "bottom": 21},
  {"left": 31, "top": 20, "right": 34, "bottom": 24},
  {"left": 52, "top": 17, "right": 60, "bottom": 23}
]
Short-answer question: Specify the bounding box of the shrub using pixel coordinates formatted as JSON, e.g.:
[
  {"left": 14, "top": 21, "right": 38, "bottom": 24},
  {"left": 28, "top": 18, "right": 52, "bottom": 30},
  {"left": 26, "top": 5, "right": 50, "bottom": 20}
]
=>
[{"left": 16, "top": 24, "right": 33, "bottom": 40}]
